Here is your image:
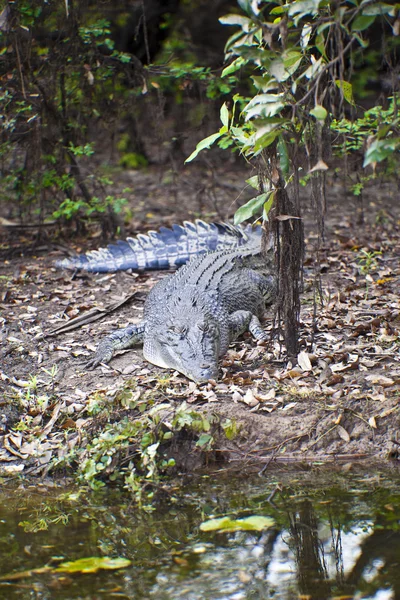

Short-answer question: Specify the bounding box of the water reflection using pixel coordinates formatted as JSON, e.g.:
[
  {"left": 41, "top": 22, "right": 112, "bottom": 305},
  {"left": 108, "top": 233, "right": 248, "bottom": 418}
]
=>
[{"left": 0, "top": 471, "right": 400, "bottom": 599}]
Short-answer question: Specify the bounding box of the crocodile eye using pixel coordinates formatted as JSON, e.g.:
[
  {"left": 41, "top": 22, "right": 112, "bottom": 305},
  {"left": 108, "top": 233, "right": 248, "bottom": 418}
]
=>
[
  {"left": 196, "top": 321, "right": 209, "bottom": 332},
  {"left": 168, "top": 325, "right": 187, "bottom": 335}
]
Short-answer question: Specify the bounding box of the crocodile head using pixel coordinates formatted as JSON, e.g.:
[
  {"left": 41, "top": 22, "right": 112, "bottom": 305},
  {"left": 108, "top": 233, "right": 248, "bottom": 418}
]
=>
[{"left": 143, "top": 316, "right": 220, "bottom": 383}]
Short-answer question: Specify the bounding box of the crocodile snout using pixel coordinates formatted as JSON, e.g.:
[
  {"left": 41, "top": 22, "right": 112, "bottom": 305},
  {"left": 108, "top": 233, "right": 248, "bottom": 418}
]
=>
[{"left": 194, "top": 363, "right": 219, "bottom": 383}]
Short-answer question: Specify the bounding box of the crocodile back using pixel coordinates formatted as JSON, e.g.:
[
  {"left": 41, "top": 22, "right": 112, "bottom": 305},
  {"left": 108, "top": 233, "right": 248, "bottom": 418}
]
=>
[{"left": 145, "top": 237, "right": 275, "bottom": 317}]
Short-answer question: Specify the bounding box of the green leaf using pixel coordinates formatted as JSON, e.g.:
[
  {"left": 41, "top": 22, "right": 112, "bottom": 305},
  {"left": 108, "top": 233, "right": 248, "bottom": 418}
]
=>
[
  {"left": 288, "top": 0, "right": 322, "bottom": 24},
  {"left": 224, "top": 29, "right": 247, "bottom": 53},
  {"left": 361, "top": 2, "right": 395, "bottom": 16},
  {"left": 269, "top": 58, "right": 286, "bottom": 82},
  {"left": 234, "top": 192, "right": 272, "bottom": 225},
  {"left": 246, "top": 175, "right": 259, "bottom": 189},
  {"left": 245, "top": 94, "right": 284, "bottom": 107},
  {"left": 363, "top": 138, "right": 400, "bottom": 167},
  {"left": 253, "top": 128, "right": 281, "bottom": 153},
  {"left": 230, "top": 126, "right": 250, "bottom": 145},
  {"left": 245, "top": 101, "right": 285, "bottom": 120},
  {"left": 310, "top": 105, "right": 328, "bottom": 120},
  {"left": 268, "top": 51, "right": 302, "bottom": 83},
  {"left": 288, "top": 0, "right": 321, "bottom": 14},
  {"left": 220, "top": 103, "right": 229, "bottom": 128},
  {"left": 277, "top": 137, "right": 290, "bottom": 177},
  {"left": 243, "top": 93, "right": 286, "bottom": 119},
  {"left": 352, "top": 32, "right": 370, "bottom": 49},
  {"left": 201, "top": 417, "right": 211, "bottom": 432},
  {"left": 237, "top": 0, "right": 255, "bottom": 16},
  {"left": 221, "top": 56, "right": 247, "bottom": 77},
  {"left": 185, "top": 132, "right": 222, "bottom": 163},
  {"left": 263, "top": 191, "right": 275, "bottom": 221},
  {"left": 315, "top": 33, "right": 327, "bottom": 59},
  {"left": 301, "top": 24, "right": 312, "bottom": 49},
  {"left": 351, "top": 14, "right": 376, "bottom": 32},
  {"left": 335, "top": 80, "right": 355, "bottom": 105},
  {"left": 219, "top": 14, "right": 252, "bottom": 29},
  {"left": 283, "top": 50, "right": 303, "bottom": 73},
  {"left": 200, "top": 515, "right": 275, "bottom": 533},
  {"left": 251, "top": 76, "right": 278, "bottom": 92},
  {"left": 377, "top": 124, "right": 395, "bottom": 139},
  {"left": 221, "top": 418, "right": 238, "bottom": 440},
  {"left": 55, "top": 557, "right": 131, "bottom": 574},
  {"left": 270, "top": 5, "right": 287, "bottom": 14},
  {"left": 196, "top": 434, "right": 213, "bottom": 448}
]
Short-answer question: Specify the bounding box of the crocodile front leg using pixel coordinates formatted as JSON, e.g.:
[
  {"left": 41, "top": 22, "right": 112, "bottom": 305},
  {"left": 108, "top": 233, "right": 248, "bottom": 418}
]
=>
[
  {"left": 86, "top": 322, "right": 145, "bottom": 368},
  {"left": 228, "top": 310, "right": 267, "bottom": 342}
]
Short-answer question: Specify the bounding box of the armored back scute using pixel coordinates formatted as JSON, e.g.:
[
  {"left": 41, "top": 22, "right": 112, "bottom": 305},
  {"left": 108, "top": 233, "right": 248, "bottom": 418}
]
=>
[{"left": 56, "top": 220, "right": 262, "bottom": 273}]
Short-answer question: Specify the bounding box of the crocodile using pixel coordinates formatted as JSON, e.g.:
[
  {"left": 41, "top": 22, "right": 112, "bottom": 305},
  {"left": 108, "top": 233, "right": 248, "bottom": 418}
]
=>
[
  {"left": 84, "top": 239, "right": 277, "bottom": 382},
  {"left": 56, "top": 220, "right": 261, "bottom": 273}
]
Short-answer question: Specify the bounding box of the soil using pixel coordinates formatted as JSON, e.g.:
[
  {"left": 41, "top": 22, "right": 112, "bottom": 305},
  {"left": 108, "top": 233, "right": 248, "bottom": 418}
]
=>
[{"left": 1, "top": 164, "right": 400, "bottom": 478}]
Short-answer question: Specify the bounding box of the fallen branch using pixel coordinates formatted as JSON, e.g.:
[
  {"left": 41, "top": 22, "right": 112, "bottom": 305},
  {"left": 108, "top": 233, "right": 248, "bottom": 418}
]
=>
[{"left": 42, "top": 292, "right": 137, "bottom": 337}]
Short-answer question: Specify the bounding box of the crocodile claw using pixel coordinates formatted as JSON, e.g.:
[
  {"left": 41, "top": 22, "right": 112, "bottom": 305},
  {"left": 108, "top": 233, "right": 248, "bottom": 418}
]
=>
[
  {"left": 85, "top": 342, "right": 114, "bottom": 370},
  {"left": 85, "top": 356, "right": 103, "bottom": 370}
]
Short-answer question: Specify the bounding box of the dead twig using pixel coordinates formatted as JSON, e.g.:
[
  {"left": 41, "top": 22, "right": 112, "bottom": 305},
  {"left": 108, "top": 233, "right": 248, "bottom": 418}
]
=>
[
  {"left": 41, "top": 292, "right": 137, "bottom": 338},
  {"left": 230, "top": 451, "right": 372, "bottom": 466},
  {"left": 39, "top": 402, "right": 63, "bottom": 439},
  {"left": 305, "top": 424, "right": 338, "bottom": 450}
]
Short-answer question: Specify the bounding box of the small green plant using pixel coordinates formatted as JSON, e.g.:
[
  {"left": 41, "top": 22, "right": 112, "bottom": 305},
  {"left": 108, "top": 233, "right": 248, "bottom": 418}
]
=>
[
  {"left": 350, "top": 176, "right": 373, "bottom": 197},
  {"left": 67, "top": 143, "right": 95, "bottom": 157},
  {"left": 332, "top": 97, "right": 400, "bottom": 167},
  {"left": 41, "top": 365, "right": 58, "bottom": 395},
  {"left": 52, "top": 194, "right": 127, "bottom": 221},
  {"left": 13, "top": 417, "right": 32, "bottom": 432},
  {"left": 13, "top": 372, "right": 55, "bottom": 414},
  {"left": 75, "top": 394, "right": 220, "bottom": 507},
  {"left": 19, "top": 508, "right": 70, "bottom": 533},
  {"left": 118, "top": 152, "right": 148, "bottom": 169},
  {"left": 357, "top": 249, "right": 382, "bottom": 275},
  {"left": 27, "top": 375, "right": 38, "bottom": 392},
  {"left": 221, "top": 418, "right": 239, "bottom": 441}
]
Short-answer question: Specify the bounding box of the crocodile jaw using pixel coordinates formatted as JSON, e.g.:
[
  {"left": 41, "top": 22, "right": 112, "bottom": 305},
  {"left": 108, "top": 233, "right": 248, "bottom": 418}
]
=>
[{"left": 143, "top": 341, "right": 218, "bottom": 383}]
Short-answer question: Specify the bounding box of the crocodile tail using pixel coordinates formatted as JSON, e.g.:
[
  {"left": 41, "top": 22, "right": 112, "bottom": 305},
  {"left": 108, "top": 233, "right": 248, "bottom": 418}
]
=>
[{"left": 55, "top": 220, "right": 262, "bottom": 273}]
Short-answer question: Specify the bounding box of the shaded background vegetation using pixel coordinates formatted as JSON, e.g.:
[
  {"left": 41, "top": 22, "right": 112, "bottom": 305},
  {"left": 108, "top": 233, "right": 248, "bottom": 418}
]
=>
[
  {"left": 0, "top": 0, "right": 240, "bottom": 230},
  {"left": 1, "top": 0, "right": 398, "bottom": 228}
]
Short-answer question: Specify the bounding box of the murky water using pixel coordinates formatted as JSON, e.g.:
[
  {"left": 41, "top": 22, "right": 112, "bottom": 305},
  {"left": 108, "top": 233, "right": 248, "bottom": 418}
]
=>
[{"left": 1, "top": 469, "right": 400, "bottom": 599}]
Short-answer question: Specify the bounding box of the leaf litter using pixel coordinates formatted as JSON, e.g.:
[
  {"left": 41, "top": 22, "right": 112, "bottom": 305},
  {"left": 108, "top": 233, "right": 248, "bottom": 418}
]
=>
[{"left": 1, "top": 171, "right": 400, "bottom": 477}]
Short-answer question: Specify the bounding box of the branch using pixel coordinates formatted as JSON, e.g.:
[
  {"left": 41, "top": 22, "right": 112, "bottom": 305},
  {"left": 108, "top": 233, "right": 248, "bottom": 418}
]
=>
[{"left": 294, "top": 37, "right": 357, "bottom": 109}]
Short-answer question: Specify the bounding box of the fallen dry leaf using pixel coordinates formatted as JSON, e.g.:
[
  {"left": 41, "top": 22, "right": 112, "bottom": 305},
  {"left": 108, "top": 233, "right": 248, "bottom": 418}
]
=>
[
  {"left": 365, "top": 375, "right": 394, "bottom": 387},
  {"left": 281, "top": 402, "right": 297, "bottom": 411},
  {"left": 337, "top": 425, "right": 350, "bottom": 443},
  {"left": 309, "top": 159, "right": 329, "bottom": 172},
  {"left": 242, "top": 389, "right": 259, "bottom": 407},
  {"left": 232, "top": 391, "right": 243, "bottom": 403},
  {"left": 254, "top": 388, "right": 276, "bottom": 402},
  {"left": 298, "top": 351, "right": 312, "bottom": 372}
]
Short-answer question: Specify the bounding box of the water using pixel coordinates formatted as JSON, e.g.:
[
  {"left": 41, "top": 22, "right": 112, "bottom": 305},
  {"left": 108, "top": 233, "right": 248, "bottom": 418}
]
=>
[{"left": 1, "top": 469, "right": 400, "bottom": 599}]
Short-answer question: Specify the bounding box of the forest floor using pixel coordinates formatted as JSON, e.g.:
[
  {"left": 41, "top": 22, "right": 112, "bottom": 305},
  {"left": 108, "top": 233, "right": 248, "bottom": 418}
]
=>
[{"left": 1, "top": 164, "right": 400, "bottom": 485}]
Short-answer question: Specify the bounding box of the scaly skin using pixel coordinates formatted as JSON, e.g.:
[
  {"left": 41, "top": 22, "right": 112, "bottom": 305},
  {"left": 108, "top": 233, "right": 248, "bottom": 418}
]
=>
[
  {"left": 57, "top": 220, "right": 261, "bottom": 273},
  {"left": 86, "top": 324, "right": 145, "bottom": 369},
  {"left": 86, "top": 242, "right": 276, "bottom": 383}
]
